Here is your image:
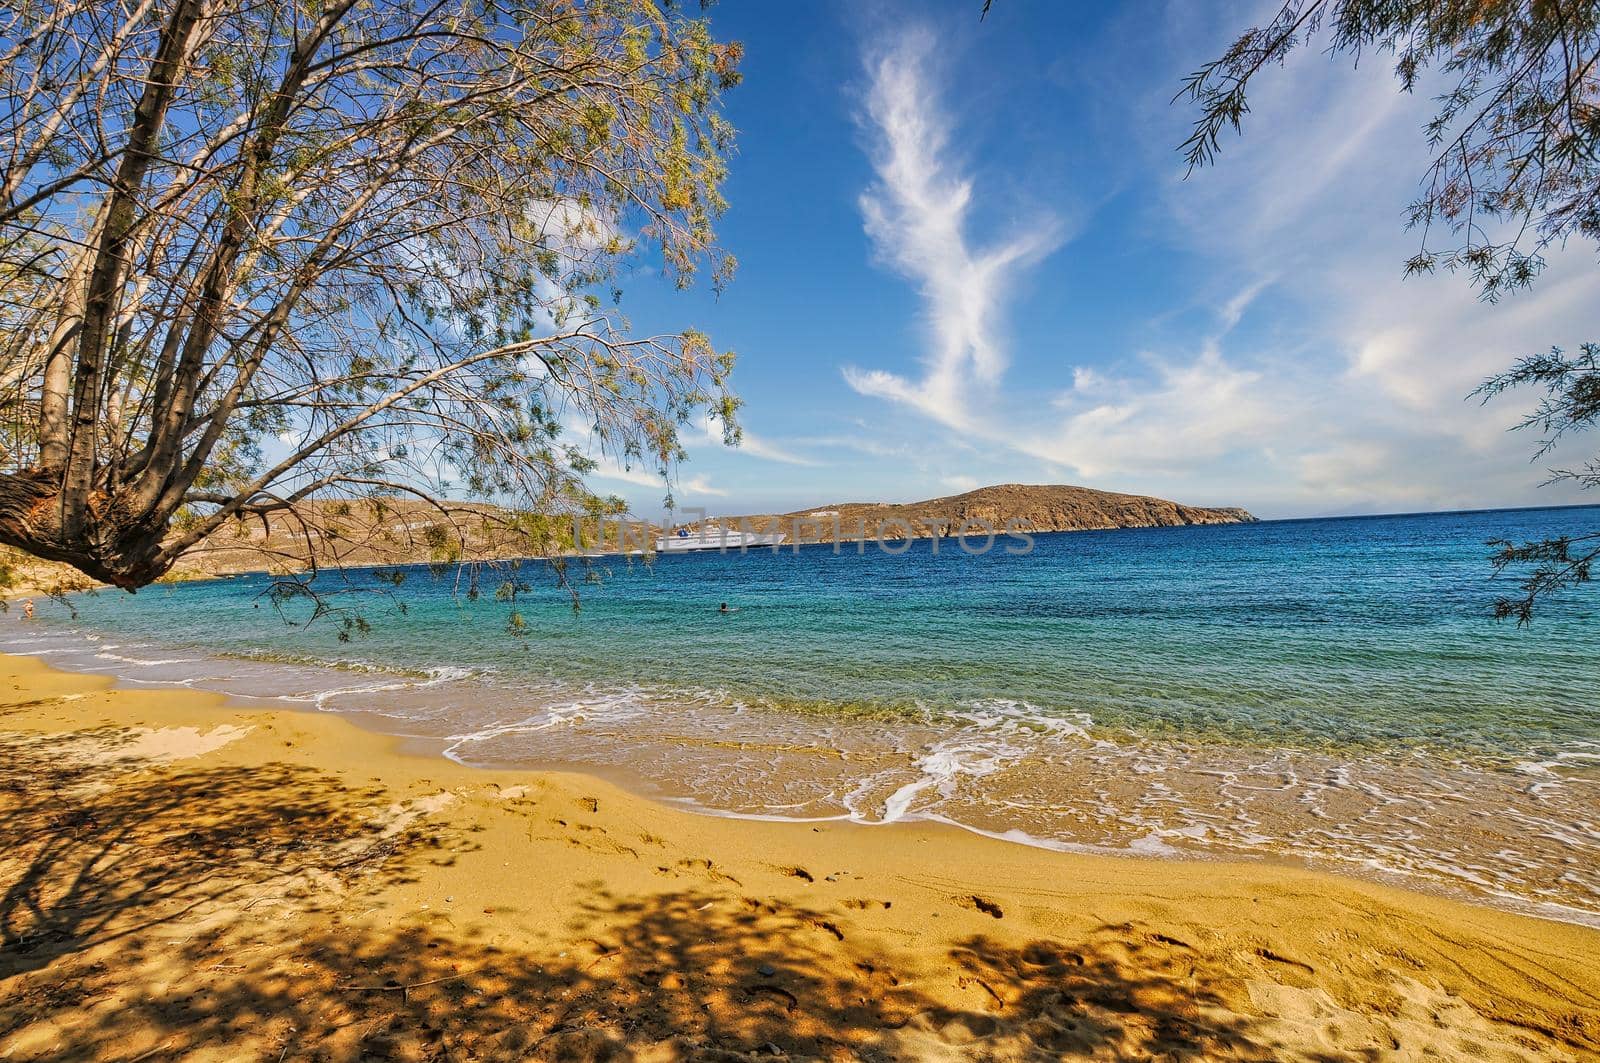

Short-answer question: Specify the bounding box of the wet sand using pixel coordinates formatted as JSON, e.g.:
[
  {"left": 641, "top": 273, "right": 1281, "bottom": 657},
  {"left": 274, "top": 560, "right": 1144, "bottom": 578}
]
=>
[{"left": 2, "top": 651, "right": 1597, "bottom": 1061}]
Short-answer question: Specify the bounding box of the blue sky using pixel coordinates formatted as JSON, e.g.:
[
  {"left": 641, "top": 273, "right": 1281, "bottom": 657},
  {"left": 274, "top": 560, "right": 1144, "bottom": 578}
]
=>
[{"left": 588, "top": 0, "right": 1598, "bottom": 521}]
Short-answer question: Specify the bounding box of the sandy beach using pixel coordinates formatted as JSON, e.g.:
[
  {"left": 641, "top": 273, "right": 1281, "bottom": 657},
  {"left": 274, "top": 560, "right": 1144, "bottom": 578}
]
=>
[{"left": 0, "top": 652, "right": 1595, "bottom": 1061}]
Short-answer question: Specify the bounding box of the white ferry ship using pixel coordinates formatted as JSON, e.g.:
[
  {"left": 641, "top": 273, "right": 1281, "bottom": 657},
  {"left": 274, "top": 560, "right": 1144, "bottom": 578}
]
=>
[{"left": 653, "top": 523, "right": 787, "bottom": 553}]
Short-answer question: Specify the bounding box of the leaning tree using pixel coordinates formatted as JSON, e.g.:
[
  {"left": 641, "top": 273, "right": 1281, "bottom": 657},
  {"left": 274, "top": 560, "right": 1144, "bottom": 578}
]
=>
[
  {"left": 0, "top": 0, "right": 741, "bottom": 591},
  {"left": 1177, "top": 0, "right": 1600, "bottom": 621}
]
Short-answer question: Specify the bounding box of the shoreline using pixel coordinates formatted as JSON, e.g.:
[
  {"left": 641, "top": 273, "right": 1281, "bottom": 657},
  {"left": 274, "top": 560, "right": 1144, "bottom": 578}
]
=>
[
  {"left": 3, "top": 649, "right": 1599, "bottom": 1060},
  {"left": 9, "top": 618, "right": 1600, "bottom": 935}
]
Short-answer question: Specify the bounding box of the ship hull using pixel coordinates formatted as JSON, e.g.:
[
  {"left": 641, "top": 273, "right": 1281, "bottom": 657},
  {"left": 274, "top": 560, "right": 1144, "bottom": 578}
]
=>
[{"left": 654, "top": 531, "right": 787, "bottom": 553}]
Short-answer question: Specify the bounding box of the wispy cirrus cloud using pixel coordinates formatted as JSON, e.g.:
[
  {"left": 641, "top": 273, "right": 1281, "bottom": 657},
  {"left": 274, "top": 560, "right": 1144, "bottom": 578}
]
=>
[
  {"left": 582, "top": 453, "right": 662, "bottom": 491},
  {"left": 562, "top": 414, "right": 729, "bottom": 502},
  {"left": 1030, "top": 351, "right": 1285, "bottom": 481},
  {"left": 584, "top": 452, "right": 729, "bottom": 499},
  {"left": 840, "top": 8, "right": 1597, "bottom": 517},
  {"left": 698, "top": 414, "right": 822, "bottom": 467},
  {"left": 842, "top": 28, "right": 1065, "bottom": 430},
  {"left": 676, "top": 474, "right": 729, "bottom": 498}
]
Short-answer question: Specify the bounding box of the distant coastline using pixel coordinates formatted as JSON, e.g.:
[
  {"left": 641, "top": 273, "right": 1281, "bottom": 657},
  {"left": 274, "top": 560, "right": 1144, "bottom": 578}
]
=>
[
  {"left": 4, "top": 481, "right": 1253, "bottom": 593},
  {"left": 8, "top": 489, "right": 1597, "bottom": 598}
]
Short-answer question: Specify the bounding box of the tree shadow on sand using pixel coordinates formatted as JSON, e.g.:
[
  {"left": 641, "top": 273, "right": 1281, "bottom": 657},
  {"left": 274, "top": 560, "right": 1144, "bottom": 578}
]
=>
[
  {"left": 0, "top": 729, "right": 425, "bottom": 981},
  {"left": 0, "top": 730, "right": 1360, "bottom": 1061}
]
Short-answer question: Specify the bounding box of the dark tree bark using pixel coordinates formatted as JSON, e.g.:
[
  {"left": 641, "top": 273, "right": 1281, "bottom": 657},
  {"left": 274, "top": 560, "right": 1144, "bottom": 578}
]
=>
[{"left": 0, "top": 471, "right": 168, "bottom": 588}]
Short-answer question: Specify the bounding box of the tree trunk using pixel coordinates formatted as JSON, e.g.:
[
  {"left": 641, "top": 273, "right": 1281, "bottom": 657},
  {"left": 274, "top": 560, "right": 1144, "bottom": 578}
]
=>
[
  {"left": 37, "top": 235, "right": 96, "bottom": 472},
  {"left": 60, "top": 0, "right": 205, "bottom": 541},
  {"left": 0, "top": 471, "right": 172, "bottom": 590}
]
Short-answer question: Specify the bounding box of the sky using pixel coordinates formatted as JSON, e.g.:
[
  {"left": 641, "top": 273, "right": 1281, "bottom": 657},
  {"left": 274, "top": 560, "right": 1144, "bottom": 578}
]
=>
[{"left": 586, "top": 0, "right": 1599, "bottom": 522}]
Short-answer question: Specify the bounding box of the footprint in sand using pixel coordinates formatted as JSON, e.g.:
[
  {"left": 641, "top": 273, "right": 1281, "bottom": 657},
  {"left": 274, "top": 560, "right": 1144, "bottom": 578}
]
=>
[
  {"left": 956, "top": 894, "right": 1004, "bottom": 919},
  {"left": 1255, "top": 946, "right": 1316, "bottom": 974},
  {"left": 1021, "top": 943, "right": 1084, "bottom": 969},
  {"left": 842, "top": 898, "right": 892, "bottom": 911},
  {"left": 854, "top": 960, "right": 901, "bottom": 989},
  {"left": 671, "top": 857, "right": 741, "bottom": 886},
  {"left": 804, "top": 917, "right": 846, "bottom": 941}
]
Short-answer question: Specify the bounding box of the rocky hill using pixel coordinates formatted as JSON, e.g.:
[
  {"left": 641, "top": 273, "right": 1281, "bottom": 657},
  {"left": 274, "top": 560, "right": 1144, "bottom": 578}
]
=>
[
  {"left": 2, "top": 484, "right": 1255, "bottom": 597},
  {"left": 0, "top": 499, "right": 554, "bottom": 600},
  {"left": 713, "top": 483, "right": 1255, "bottom": 544}
]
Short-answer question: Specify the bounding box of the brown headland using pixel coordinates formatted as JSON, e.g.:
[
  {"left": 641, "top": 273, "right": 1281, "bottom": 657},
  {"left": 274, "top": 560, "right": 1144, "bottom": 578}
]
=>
[{"left": 2, "top": 482, "right": 1253, "bottom": 598}]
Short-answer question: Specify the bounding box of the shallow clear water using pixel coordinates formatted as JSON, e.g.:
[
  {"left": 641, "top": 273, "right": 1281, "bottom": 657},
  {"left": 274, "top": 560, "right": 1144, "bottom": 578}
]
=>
[{"left": 6, "top": 506, "right": 1598, "bottom": 923}]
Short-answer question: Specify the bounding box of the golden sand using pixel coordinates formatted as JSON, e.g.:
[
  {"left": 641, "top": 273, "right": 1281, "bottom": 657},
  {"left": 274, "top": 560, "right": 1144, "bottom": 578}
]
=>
[{"left": 1, "top": 652, "right": 1596, "bottom": 1061}]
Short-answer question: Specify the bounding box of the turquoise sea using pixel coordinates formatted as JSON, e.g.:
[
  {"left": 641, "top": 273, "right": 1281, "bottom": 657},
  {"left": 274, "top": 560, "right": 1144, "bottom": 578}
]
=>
[{"left": 6, "top": 505, "right": 1598, "bottom": 924}]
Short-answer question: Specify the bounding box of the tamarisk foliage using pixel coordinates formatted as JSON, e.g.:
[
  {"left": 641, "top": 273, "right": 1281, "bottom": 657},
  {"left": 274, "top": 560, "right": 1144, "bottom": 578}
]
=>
[
  {"left": 1180, "top": 0, "right": 1600, "bottom": 620},
  {"left": 1474, "top": 343, "right": 1600, "bottom": 622},
  {"left": 0, "top": 0, "right": 741, "bottom": 591}
]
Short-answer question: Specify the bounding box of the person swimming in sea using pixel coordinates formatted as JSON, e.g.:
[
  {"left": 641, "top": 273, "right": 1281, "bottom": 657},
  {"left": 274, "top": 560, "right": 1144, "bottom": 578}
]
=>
[{"left": 719, "top": 602, "right": 730, "bottom": 613}]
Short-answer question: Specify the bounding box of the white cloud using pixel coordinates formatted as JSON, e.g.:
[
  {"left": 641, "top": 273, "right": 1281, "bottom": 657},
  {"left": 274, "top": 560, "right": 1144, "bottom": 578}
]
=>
[
  {"left": 1141, "top": 33, "right": 1599, "bottom": 508},
  {"left": 562, "top": 415, "right": 727, "bottom": 501},
  {"left": 1027, "top": 346, "right": 1289, "bottom": 480},
  {"left": 584, "top": 453, "right": 664, "bottom": 491},
  {"left": 842, "top": 28, "right": 1065, "bottom": 430},
  {"left": 583, "top": 453, "right": 728, "bottom": 500},
  {"left": 527, "top": 196, "right": 621, "bottom": 259},
  {"left": 698, "top": 414, "right": 821, "bottom": 466},
  {"left": 677, "top": 475, "right": 729, "bottom": 498},
  {"left": 1219, "top": 277, "right": 1273, "bottom": 332},
  {"left": 794, "top": 434, "right": 920, "bottom": 461},
  {"left": 840, "top": 11, "right": 1598, "bottom": 516}
]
